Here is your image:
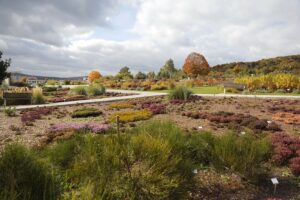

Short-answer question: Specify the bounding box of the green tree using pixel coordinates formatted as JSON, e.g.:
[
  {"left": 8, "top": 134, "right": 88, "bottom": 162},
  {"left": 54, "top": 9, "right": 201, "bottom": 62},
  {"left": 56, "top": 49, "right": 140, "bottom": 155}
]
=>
[
  {"left": 0, "top": 51, "right": 11, "bottom": 83},
  {"left": 158, "top": 59, "right": 177, "bottom": 79},
  {"left": 135, "top": 71, "right": 147, "bottom": 80},
  {"left": 116, "top": 66, "right": 133, "bottom": 80},
  {"left": 147, "top": 71, "right": 156, "bottom": 80}
]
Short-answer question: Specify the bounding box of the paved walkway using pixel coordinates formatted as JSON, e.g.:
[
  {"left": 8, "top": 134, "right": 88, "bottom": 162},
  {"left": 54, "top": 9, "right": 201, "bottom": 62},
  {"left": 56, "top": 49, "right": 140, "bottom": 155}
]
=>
[
  {"left": 11, "top": 90, "right": 166, "bottom": 110},
  {"left": 4, "top": 89, "right": 300, "bottom": 110}
]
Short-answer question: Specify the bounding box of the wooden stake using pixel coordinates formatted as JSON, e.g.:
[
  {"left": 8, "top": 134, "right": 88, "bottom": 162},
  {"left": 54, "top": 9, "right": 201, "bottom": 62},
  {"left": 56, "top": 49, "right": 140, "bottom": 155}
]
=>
[{"left": 116, "top": 115, "right": 120, "bottom": 136}]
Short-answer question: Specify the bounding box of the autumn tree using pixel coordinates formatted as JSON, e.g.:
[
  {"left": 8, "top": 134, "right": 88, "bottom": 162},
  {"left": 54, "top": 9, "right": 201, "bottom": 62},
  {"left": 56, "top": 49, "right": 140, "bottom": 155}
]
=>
[
  {"left": 21, "top": 76, "right": 28, "bottom": 83},
  {"left": 182, "top": 52, "right": 210, "bottom": 78},
  {"left": 0, "top": 51, "right": 11, "bottom": 83},
  {"left": 88, "top": 70, "right": 102, "bottom": 83}
]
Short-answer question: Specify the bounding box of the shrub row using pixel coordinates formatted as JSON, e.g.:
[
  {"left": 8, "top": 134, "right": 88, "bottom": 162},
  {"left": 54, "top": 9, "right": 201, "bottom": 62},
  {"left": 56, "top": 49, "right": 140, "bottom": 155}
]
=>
[{"left": 70, "top": 84, "right": 106, "bottom": 97}]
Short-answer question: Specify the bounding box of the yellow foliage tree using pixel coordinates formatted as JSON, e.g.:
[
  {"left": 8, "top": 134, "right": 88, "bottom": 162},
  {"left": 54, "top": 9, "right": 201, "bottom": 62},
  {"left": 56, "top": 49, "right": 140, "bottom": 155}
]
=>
[{"left": 88, "top": 70, "right": 102, "bottom": 83}]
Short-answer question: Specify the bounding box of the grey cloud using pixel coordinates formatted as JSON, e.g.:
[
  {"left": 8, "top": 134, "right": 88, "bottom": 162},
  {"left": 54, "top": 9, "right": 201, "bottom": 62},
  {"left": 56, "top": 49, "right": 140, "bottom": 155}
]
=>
[{"left": 0, "top": 0, "right": 120, "bottom": 46}]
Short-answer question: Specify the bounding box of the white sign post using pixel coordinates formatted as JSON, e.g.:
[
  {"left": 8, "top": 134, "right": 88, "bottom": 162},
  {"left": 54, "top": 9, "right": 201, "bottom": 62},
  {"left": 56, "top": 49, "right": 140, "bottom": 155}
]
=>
[{"left": 271, "top": 178, "right": 279, "bottom": 195}]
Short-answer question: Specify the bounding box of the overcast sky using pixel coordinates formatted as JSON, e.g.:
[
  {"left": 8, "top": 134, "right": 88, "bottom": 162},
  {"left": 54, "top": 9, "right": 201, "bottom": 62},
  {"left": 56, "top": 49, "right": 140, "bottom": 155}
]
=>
[{"left": 0, "top": 0, "right": 300, "bottom": 77}]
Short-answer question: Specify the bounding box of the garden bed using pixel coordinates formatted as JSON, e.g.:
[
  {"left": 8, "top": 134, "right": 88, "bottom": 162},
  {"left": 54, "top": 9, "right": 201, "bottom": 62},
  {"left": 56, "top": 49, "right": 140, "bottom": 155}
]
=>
[{"left": 0, "top": 95, "right": 300, "bottom": 199}]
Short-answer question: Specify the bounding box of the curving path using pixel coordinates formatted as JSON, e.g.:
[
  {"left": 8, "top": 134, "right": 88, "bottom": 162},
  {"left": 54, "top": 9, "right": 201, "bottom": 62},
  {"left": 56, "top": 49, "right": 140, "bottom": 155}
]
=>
[{"left": 3, "top": 89, "right": 300, "bottom": 110}]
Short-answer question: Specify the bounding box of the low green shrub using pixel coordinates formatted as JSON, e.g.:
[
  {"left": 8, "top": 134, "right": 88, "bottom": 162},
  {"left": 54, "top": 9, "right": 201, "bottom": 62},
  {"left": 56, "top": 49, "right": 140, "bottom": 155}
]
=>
[
  {"left": 0, "top": 144, "right": 59, "bottom": 200},
  {"left": 3, "top": 106, "right": 17, "bottom": 117},
  {"left": 70, "top": 86, "right": 87, "bottom": 96},
  {"left": 69, "top": 121, "right": 193, "bottom": 199},
  {"left": 70, "top": 85, "right": 106, "bottom": 97},
  {"left": 43, "top": 136, "right": 84, "bottom": 169},
  {"left": 31, "top": 87, "right": 45, "bottom": 104},
  {"left": 86, "top": 84, "right": 106, "bottom": 96},
  {"left": 71, "top": 107, "right": 102, "bottom": 118},
  {"left": 109, "top": 109, "right": 153, "bottom": 123},
  {"left": 211, "top": 133, "right": 271, "bottom": 181},
  {"left": 169, "top": 86, "right": 193, "bottom": 100}
]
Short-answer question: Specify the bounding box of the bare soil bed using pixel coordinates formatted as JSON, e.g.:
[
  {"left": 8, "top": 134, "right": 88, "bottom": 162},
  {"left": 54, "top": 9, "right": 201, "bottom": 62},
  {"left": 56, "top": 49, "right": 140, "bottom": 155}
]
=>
[{"left": 1, "top": 96, "right": 299, "bottom": 148}]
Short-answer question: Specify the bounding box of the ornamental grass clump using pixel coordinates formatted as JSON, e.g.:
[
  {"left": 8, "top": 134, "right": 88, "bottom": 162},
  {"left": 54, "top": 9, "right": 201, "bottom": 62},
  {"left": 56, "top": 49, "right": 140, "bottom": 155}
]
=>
[
  {"left": 169, "top": 86, "right": 193, "bottom": 100},
  {"left": 86, "top": 84, "right": 105, "bottom": 96},
  {"left": 71, "top": 107, "right": 102, "bottom": 118},
  {"left": 109, "top": 109, "right": 153, "bottom": 123},
  {"left": 68, "top": 120, "right": 193, "bottom": 199},
  {"left": 70, "top": 85, "right": 106, "bottom": 97},
  {"left": 211, "top": 133, "right": 271, "bottom": 181},
  {"left": 31, "top": 87, "right": 45, "bottom": 104},
  {"left": 0, "top": 144, "right": 59, "bottom": 200},
  {"left": 70, "top": 86, "right": 87, "bottom": 96}
]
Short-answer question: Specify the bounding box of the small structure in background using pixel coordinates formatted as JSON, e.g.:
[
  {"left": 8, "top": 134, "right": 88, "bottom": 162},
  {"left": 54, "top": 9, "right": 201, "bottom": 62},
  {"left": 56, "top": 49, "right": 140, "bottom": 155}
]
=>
[
  {"left": 27, "top": 77, "right": 46, "bottom": 87},
  {"left": 222, "top": 82, "right": 246, "bottom": 94}
]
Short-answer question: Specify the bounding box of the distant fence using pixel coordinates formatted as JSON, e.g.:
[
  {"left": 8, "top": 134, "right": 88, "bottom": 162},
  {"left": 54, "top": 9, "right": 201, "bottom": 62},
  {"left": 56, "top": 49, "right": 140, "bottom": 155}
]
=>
[{"left": 3, "top": 92, "right": 32, "bottom": 106}]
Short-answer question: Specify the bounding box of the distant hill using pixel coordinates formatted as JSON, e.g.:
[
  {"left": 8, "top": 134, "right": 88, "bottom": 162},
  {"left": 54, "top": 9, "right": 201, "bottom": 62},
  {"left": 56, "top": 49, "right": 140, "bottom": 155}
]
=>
[
  {"left": 9, "top": 72, "right": 87, "bottom": 81},
  {"left": 211, "top": 54, "right": 300, "bottom": 76}
]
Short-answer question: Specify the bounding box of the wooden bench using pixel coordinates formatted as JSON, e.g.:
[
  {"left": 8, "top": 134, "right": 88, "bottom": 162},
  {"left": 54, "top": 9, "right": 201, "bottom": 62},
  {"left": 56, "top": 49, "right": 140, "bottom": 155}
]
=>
[{"left": 3, "top": 92, "right": 32, "bottom": 106}]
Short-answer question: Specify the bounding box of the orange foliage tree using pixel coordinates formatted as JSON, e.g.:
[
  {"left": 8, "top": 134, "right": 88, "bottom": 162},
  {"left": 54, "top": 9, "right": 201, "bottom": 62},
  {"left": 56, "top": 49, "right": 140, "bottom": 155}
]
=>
[
  {"left": 88, "top": 70, "right": 102, "bottom": 83},
  {"left": 183, "top": 52, "right": 210, "bottom": 78}
]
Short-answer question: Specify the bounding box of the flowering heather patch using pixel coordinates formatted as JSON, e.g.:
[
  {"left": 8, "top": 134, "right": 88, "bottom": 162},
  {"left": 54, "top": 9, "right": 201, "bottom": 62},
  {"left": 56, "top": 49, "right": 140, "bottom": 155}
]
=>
[
  {"left": 48, "top": 122, "right": 111, "bottom": 134},
  {"left": 182, "top": 111, "right": 281, "bottom": 132},
  {"left": 170, "top": 96, "right": 202, "bottom": 104},
  {"left": 289, "top": 157, "right": 300, "bottom": 176},
  {"left": 271, "top": 132, "right": 300, "bottom": 175},
  {"left": 21, "top": 107, "right": 54, "bottom": 124},
  {"left": 272, "top": 112, "right": 300, "bottom": 125},
  {"left": 146, "top": 103, "right": 166, "bottom": 114}
]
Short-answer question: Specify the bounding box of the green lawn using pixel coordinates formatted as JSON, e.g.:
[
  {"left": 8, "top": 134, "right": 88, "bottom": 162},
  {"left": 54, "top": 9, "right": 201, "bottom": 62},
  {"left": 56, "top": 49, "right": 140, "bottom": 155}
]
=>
[
  {"left": 151, "top": 86, "right": 300, "bottom": 96},
  {"left": 191, "top": 86, "right": 224, "bottom": 94},
  {"left": 151, "top": 86, "right": 224, "bottom": 94}
]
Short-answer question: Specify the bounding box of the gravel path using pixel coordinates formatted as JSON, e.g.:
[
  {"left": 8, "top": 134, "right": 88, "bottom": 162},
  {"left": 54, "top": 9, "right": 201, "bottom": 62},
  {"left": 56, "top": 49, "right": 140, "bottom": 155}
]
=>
[{"left": 3, "top": 89, "right": 300, "bottom": 110}]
